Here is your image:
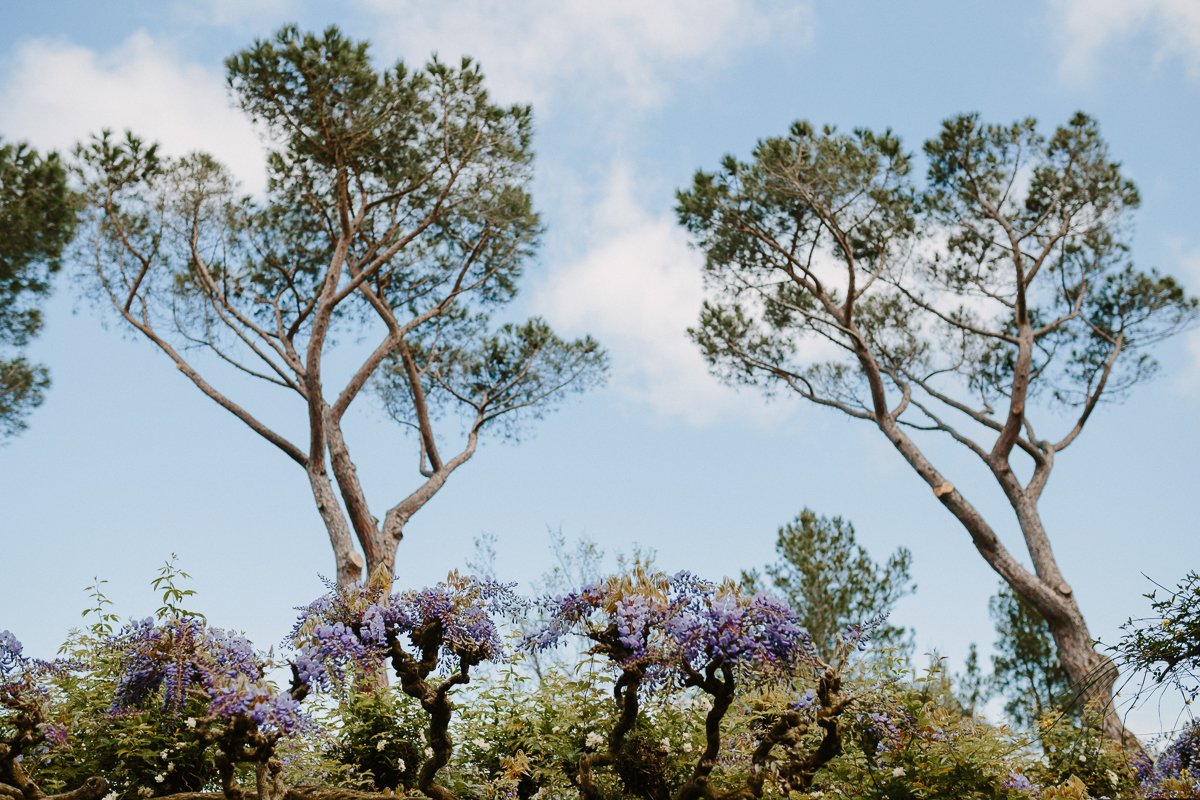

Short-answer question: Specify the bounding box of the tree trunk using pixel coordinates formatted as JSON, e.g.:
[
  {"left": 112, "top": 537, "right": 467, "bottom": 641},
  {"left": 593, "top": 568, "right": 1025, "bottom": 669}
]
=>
[
  {"left": 872, "top": 415, "right": 1143, "bottom": 751},
  {"left": 305, "top": 463, "right": 364, "bottom": 587}
]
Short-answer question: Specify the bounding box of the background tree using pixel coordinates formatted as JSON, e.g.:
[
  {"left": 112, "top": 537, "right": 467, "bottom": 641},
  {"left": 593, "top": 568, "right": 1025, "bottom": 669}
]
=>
[
  {"left": 741, "top": 508, "right": 915, "bottom": 662},
  {"left": 677, "top": 113, "right": 1198, "bottom": 747},
  {"left": 989, "top": 582, "right": 1075, "bottom": 731},
  {"left": 0, "top": 137, "right": 76, "bottom": 438},
  {"left": 74, "top": 26, "right": 605, "bottom": 586}
]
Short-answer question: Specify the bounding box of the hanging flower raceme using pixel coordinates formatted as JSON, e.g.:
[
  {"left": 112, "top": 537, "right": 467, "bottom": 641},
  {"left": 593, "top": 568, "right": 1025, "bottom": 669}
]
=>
[
  {"left": 106, "top": 616, "right": 307, "bottom": 734},
  {"left": 291, "top": 569, "right": 524, "bottom": 686},
  {"left": 664, "top": 576, "right": 816, "bottom": 682}
]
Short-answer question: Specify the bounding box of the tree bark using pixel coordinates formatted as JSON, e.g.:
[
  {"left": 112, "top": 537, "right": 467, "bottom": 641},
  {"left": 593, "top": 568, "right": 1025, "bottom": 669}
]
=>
[
  {"left": 305, "top": 461, "right": 363, "bottom": 587},
  {"left": 874, "top": 412, "right": 1139, "bottom": 749}
]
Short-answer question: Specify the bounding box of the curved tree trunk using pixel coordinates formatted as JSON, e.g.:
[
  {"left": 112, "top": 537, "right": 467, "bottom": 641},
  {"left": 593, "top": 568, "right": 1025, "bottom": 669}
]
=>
[{"left": 874, "top": 412, "right": 1142, "bottom": 751}]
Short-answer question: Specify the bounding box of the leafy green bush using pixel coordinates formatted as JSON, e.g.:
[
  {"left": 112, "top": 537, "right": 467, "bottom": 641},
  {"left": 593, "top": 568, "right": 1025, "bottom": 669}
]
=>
[
  {"left": 1028, "top": 705, "right": 1140, "bottom": 799},
  {"left": 809, "top": 655, "right": 1036, "bottom": 800},
  {"left": 321, "top": 686, "right": 427, "bottom": 792}
]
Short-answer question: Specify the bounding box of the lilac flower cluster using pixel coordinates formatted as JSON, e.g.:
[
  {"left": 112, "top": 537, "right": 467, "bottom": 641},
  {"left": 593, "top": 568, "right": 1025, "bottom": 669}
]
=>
[
  {"left": 523, "top": 570, "right": 678, "bottom": 673},
  {"left": 841, "top": 615, "right": 887, "bottom": 655},
  {"left": 292, "top": 571, "right": 525, "bottom": 686},
  {"left": 0, "top": 630, "right": 78, "bottom": 689},
  {"left": 858, "top": 710, "right": 902, "bottom": 750},
  {"left": 1139, "top": 720, "right": 1200, "bottom": 796},
  {"left": 525, "top": 571, "right": 815, "bottom": 690},
  {"left": 1001, "top": 771, "right": 1035, "bottom": 792},
  {"left": 109, "top": 617, "right": 204, "bottom": 714},
  {"left": 1, "top": 631, "right": 82, "bottom": 759},
  {"left": 0, "top": 630, "right": 22, "bottom": 681},
  {"left": 209, "top": 677, "right": 305, "bottom": 735},
  {"left": 106, "top": 616, "right": 307, "bottom": 733},
  {"left": 666, "top": 585, "right": 814, "bottom": 681}
]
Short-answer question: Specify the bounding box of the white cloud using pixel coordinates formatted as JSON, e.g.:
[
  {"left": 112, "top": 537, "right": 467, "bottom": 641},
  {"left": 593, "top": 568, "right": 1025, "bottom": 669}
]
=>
[
  {"left": 1052, "top": 0, "right": 1200, "bottom": 83},
  {"left": 0, "top": 32, "right": 266, "bottom": 193},
  {"left": 532, "top": 170, "right": 754, "bottom": 424},
  {"left": 355, "top": 0, "right": 811, "bottom": 110}
]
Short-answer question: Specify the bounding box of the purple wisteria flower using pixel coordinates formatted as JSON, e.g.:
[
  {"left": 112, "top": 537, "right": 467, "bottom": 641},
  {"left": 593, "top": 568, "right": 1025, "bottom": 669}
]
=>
[
  {"left": 524, "top": 570, "right": 816, "bottom": 691},
  {"left": 291, "top": 571, "right": 526, "bottom": 800},
  {"left": 291, "top": 570, "right": 525, "bottom": 686},
  {"left": 0, "top": 630, "right": 23, "bottom": 679},
  {"left": 106, "top": 616, "right": 308, "bottom": 734},
  {"left": 1139, "top": 720, "right": 1200, "bottom": 797}
]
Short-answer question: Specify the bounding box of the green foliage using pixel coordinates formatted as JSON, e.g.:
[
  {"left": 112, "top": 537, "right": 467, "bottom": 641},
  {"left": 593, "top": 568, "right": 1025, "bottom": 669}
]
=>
[
  {"left": 814, "top": 656, "right": 1033, "bottom": 800},
  {"left": 1029, "top": 705, "right": 1140, "bottom": 799},
  {"left": 0, "top": 136, "right": 76, "bottom": 437},
  {"left": 742, "top": 509, "right": 915, "bottom": 662},
  {"left": 441, "top": 659, "right": 718, "bottom": 800},
  {"left": 1112, "top": 571, "right": 1200, "bottom": 705},
  {"left": 990, "top": 583, "right": 1075, "bottom": 729},
  {"left": 322, "top": 687, "right": 427, "bottom": 792},
  {"left": 0, "top": 357, "right": 49, "bottom": 439},
  {"left": 151, "top": 555, "right": 204, "bottom": 621}
]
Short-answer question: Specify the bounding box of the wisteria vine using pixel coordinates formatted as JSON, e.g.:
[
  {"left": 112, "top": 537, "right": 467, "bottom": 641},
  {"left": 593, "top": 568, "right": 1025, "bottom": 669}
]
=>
[
  {"left": 523, "top": 570, "right": 859, "bottom": 800},
  {"left": 292, "top": 570, "right": 524, "bottom": 800}
]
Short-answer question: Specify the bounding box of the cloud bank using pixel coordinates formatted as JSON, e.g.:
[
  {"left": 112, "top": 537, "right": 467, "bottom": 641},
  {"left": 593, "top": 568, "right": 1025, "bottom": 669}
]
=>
[
  {"left": 0, "top": 32, "right": 266, "bottom": 192},
  {"left": 357, "top": 0, "right": 811, "bottom": 110},
  {"left": 1053, "top": 0, "right": 1200, "bottom": 82}
]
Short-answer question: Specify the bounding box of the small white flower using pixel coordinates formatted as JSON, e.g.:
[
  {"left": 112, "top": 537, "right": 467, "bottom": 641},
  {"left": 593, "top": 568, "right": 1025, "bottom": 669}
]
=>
[
  {"left": 138, "top": 787, "right": 153, "bottom": 797},
  {"left": 396, "top": 759, "right": 405, "bottom": 772},
  {"left": 472, "top": 738, "right": 490, "bottom": 751},
  {"left": 424, "top": 747, "right": 433, "bottom": 758},
  {"left": 1079, "top": 754, "right": 1087, "bottom": 763},
  {"left": 585, "top": 732, "right": 605, "bottom": 749},
  {"left": 682, "top": 742, "right": 694, "bottom": 753},
  {"left": 161, "top": 750, "right": 170, "bottom": 760},
  {"left": 167, "top": 763, "right": 175, "bottom": 772},
  {"left": 552, "top": 726, "right": 561, "bottom": 733},
  {"left": 154, "top": 775, "right": 165, "bottom": 784},
  {"left": 185, "top": 717, "right": 197, "bottom": 729},
  {"left": 1107, "top": 769, "right": 1119, "bottom": 786},
  {"left": 660, "top": 737, "right": 670, "bottom": 751},
  {"left": 377, "top": 740, "right": 388, "bottom": 751},
  {"left": 103, "top": 792, "right": 118, "bottom": 800},
  {"left": 891, "top": 767, "right": 906, "bottom": 778}
]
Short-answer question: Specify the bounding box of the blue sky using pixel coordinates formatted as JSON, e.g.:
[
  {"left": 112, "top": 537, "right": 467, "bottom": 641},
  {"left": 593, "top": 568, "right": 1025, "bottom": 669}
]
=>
[{"left": 1, "top": 0, "right": 1198, "bottom": 738}]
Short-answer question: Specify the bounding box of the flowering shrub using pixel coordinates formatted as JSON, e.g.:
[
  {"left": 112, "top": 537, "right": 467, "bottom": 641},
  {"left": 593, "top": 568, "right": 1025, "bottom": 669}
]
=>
[
  {"left": 1029, "top": 705, "right": 1140, "bottom": 799},
  {"left": 803, "top": 654, "right": 1035, "bottom": 800},
  {"left": 1, "top": 630, "right": 108, "bottom": 800},
  {"left": 440, "top": 657, "right": 707, "bottom": 800},
  {"left": 320, "top": 684, "right": 428, "bottom": 792},
  {"left": 100, "top": 615, "right": 309, "bottom": 800},
  {"left": 1135, "top": 719, "right": 1200, "bottom": 798},
  {"left": 524, "top": 569, "right": 862, "bottom": 800},
  {"left": 293, "top": 569, "right": 525, "bottom": 800},
  {"left": 10, "top": 561, "right": 1189, "bottom": 800}
]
